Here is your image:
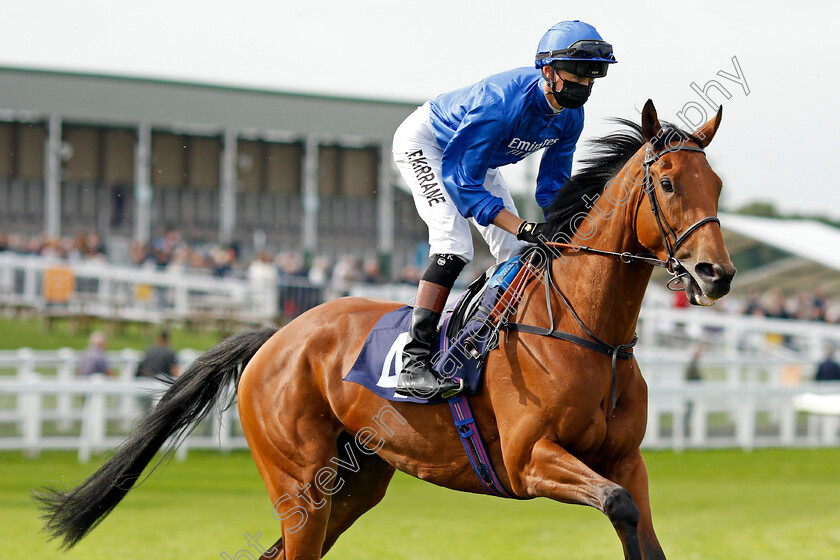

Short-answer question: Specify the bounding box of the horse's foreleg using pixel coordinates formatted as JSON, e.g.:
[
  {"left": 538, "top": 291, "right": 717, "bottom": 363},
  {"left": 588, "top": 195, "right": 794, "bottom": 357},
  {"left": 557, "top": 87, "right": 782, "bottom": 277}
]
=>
[
  {"left": 604, "top": 450, "right": 666, "bottom": 560},
  {"left": 514, "top": 438, "right": 644, "bottom": 560}
]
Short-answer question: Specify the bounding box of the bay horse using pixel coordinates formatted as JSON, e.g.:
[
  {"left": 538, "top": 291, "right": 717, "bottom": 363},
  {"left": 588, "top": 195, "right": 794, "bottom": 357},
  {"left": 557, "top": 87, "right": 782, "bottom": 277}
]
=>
[{"left": 38, "top": 100, "right": 735, "bottom": 560}]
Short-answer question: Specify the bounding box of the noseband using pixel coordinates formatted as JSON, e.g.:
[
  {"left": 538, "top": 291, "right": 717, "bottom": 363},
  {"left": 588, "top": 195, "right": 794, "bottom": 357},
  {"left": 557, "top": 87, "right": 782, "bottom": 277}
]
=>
[{"left": 638, "top": 141, "right": 720, "bottom": 288}]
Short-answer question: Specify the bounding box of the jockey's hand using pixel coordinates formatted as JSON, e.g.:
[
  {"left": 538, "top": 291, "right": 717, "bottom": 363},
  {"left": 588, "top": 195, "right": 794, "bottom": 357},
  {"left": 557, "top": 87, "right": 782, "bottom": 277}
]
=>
[{"left": 516, "top": 221, "right": 553, "bottom": 245}]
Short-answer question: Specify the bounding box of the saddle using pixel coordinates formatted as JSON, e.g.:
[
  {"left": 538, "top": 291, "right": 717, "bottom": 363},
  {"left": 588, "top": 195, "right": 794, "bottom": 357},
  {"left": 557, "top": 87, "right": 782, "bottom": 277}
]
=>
[
  {"left": 434, "top": 256, "right": 527, "bottom": 381},
  {"left": 342, "top": 252, "right": 537, "bottom": 405}
]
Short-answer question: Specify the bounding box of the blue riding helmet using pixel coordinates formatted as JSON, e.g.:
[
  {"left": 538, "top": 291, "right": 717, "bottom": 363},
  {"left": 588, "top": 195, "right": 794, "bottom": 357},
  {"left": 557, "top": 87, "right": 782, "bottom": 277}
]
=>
[{"left": 535, "top": 20, "right": 617, "bottom": 78}]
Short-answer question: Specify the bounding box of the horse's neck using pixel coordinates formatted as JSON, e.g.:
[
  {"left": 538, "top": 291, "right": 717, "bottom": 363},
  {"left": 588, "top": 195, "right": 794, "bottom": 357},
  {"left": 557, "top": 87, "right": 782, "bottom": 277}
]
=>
[{"left": 545, "top": 182, "right": 653, "bottom": 345}]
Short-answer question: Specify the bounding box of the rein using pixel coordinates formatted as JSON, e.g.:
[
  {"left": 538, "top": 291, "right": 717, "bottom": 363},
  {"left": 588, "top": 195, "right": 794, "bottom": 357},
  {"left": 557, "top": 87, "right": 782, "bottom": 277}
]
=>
[{"left": 503, "top": 141, "right": 719, "bottom": 410}]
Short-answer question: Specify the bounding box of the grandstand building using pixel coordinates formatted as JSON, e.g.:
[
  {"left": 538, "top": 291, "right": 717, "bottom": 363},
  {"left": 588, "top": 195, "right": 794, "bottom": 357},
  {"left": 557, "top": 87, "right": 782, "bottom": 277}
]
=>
[{"left": 0, "top": 66, "right": 429, "bottom": 276}]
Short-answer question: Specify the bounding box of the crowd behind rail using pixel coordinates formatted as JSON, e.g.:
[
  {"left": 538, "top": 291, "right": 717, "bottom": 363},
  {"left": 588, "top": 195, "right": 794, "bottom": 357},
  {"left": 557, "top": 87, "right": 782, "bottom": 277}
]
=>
[
  {"left": 4, "top": 229, "right": 840, "bottom": 324},
  {"left": 0, "top": 229, "right": 491, "bottom": 299}
]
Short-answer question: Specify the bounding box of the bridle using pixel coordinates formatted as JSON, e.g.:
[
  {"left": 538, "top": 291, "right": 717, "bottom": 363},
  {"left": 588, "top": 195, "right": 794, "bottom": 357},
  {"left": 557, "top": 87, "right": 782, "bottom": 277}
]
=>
[
  {"left": 636, "top": 141, "right": 720, "bottom": 289},
  {"left": 551, "top": 139, "right": 720, "bottom": 290},
  {"left": 502, "top": 139, "right": 721, "bottom": 410}
]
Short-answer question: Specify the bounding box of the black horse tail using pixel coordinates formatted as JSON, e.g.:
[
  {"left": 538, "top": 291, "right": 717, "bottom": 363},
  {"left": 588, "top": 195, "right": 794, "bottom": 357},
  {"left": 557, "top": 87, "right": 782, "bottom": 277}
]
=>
[{"left": 35, "top": 326, "right": 278, "bottom": 550}]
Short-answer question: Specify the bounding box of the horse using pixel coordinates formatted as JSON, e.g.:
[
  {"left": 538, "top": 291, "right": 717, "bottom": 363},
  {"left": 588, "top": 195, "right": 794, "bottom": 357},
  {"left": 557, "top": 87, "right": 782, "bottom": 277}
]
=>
[{"left": 37, "top": 100, "right": 735, "bottom": 560}]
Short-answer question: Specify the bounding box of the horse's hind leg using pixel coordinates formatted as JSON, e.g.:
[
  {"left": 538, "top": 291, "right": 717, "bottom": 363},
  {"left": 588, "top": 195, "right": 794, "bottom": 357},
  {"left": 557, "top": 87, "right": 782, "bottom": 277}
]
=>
[
  {"left": 252, "top": 432, "right": 396, "bottom": 560},
  {"left": 320, "top": 432, "right": 396, "bottom": 556},
  {"left": 257, "top": 454, "right": 334, "bottom": 560},
  {"left": 244, "top": 409, "right": 339, "bottom": 560}
]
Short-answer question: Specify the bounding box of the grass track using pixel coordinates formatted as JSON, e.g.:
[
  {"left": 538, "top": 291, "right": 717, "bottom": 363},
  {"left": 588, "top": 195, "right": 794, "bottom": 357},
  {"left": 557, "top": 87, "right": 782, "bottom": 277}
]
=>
[
  {"left": 0, "top": 316, "right": 221, "bottom": 352},
  {"left": 2, "top": 448, "right": 839, "bottom": 559}
]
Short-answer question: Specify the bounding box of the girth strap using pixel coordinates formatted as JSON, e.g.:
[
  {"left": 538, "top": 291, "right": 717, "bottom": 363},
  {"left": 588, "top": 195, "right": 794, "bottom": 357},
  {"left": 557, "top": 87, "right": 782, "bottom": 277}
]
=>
[
  {"left": 447, "top": 393, "right": 517, "bottom": 499},
  {"left": 505, "top": 322, "right": 635, "bottom": 360},
  {"left": 506, "top": 322, "right": 637, "bottom": 409}
]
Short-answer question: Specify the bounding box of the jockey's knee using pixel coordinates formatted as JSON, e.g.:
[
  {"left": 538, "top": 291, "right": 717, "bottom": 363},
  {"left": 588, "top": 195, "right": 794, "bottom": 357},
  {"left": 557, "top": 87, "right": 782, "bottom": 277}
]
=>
[{"left": 422, "top": 254, "right": 467, "bottom": 290}]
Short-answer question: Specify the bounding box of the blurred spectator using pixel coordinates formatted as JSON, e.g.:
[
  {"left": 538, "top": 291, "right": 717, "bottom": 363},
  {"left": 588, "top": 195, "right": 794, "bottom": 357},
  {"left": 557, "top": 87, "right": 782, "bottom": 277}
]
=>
[
  {"left": 761, "top": 287, "right": 789, "bottom": 319},
  {"left": 809, "top": 287, "right": 829, "bottom": 322},
  {"left": 331, "top": 256, "right": 361, "bottom": 297},
  {"left": 398, "top": 264, "right": 422, "bottom": 286},
  {"left": 815, "top": 343, "right": 840, "bottom": 382},
  {"left": 248, "top": 252, "right": 278, "bottom": 290},
  {"left": 307, "top": 256, "right": 332, "bottom": 287},
  {"left": 684, "top": 345, "right": 703, "bottom": 434},
  {"left": 210, "top": 246, "right": 236, "bottom": 277},
  {"left": 276, "top": 251, "right": 308, "bottom": 278},
  {"left": 361, "top": 259, "right": 383, "bottom": 284},
  {"left": 136, "top": 330, "right": 179, "bottom": 380},
  {"left": 77, "top": 331, "right": 112, "bottom": 377},
  {"left": 129, "top": 240, "right": 150, "bottom": 265},
  {"left": 743, "top": 288, "right": 763, "bottom": 316}
]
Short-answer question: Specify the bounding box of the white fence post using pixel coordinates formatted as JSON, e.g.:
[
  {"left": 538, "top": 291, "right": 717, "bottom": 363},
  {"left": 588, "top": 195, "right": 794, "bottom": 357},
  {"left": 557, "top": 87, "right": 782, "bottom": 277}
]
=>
[
  {"left": 21, "top": 364, "right": 41, "bottom": 458},
  {"left": 79, "top": 374, "right": 107, "bottom": 463},
  {"left": 736, "top": 395, "right": 756, "bottom": 451},
  {"left": 118, "top": 348, "right": 141, "bottom": 430},
  {"left": 690, "top": 399, "right": 707, "bottom": 447},
  {"left": 780, "top": 400, "right": 796, "bottom": 445},
  {"left": 56, "top": 347, "right": 75, "bottom": 431},
  {"left": 16, "top": 348, "right": 35, "bottom": 435}
]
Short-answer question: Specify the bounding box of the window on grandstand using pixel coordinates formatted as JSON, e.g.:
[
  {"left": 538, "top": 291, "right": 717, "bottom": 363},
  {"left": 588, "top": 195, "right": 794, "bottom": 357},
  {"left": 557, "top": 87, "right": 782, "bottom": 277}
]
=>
[
  {"left": 63, "top": 125, "right": 102, "bottom": 183},
  {"left": 0, "top": 122, "right": 14, "bottom": 179},
  {"left": 16, "top": 122, "right": 46, "bottom": 181},
  {"left": 151, "top": 132, "right": 187, "bottom": 188},
  {"left": 102, "top": 128, "right": 135, "bottom": 185},
  {"left": 317, "top": 145, "right": 377, "bottom": 198},
  {"left": 186, "top": 136, "right": 220, "bottom": 190},
  {"left": 263, "top": 141, "right": 302, "bottom": 195}
]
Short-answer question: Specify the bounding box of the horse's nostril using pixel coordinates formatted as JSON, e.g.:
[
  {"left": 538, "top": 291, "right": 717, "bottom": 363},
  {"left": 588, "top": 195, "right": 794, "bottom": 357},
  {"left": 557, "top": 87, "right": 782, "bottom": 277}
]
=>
[{"left": 695, "top": 262, "right": 725, "bottom": 283}]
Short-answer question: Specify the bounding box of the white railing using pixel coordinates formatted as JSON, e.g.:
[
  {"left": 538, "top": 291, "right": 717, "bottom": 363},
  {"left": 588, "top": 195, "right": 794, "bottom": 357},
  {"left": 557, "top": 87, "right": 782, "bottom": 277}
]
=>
[
  {"left": 636, "top": 306, "right": 840, "bottom": 365},
  {"left": 0, "top": 376, "right": 245, "bottom": 463},
  {"left": 0, "top": 347, "right": 243, "bottom": 462},
  {"left": 354, "top": 283, "right": 840, "bottom": 366},
  {"left": 0, "top": 252, "right": 276, "bottom": 322},
  {"left": 643, "top": 383, "right": 840, "bottom": 451},
  {"left": 1, "top": 347, "right": 839, "bottom": 460}
]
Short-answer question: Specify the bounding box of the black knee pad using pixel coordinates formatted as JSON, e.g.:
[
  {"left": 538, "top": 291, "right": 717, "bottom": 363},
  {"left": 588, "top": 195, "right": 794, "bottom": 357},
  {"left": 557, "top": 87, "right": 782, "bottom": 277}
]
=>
[{"left": 421, "top": 254, "right": 467, "bottom": 290}]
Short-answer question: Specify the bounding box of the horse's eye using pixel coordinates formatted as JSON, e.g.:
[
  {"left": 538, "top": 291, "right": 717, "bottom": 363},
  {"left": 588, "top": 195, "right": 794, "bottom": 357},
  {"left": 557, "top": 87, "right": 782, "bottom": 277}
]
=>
[{"left": 660, "top": 178, "right": 674, "bottom": 193}]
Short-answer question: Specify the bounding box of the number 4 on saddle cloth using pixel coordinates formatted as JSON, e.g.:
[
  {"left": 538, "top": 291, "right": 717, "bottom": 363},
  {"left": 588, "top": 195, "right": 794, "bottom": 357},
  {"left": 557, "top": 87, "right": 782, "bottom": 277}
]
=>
[{"left": 344, "top": 256, "right": 526, "bottom": 405}]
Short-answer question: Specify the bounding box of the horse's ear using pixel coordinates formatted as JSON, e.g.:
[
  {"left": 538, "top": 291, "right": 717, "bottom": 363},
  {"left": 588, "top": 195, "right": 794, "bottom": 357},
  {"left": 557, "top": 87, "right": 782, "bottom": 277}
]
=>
[
  {"left": 695, "top": 105, "right": 723, "bottom": 147},
  {"left": 641, "top": 99, "right": 662, "bottom": 141}
]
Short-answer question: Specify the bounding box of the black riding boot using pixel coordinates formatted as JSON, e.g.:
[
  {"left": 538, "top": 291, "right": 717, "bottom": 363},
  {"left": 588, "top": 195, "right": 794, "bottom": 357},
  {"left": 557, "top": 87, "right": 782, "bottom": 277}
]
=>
[{"left": 395, "top": 305, "right": 464, "bottom": 399}]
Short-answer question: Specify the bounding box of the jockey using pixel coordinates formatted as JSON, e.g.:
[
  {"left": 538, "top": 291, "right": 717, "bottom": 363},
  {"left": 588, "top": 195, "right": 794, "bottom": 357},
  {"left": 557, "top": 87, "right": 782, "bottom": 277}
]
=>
[{"left": 392, "top": 20, "right": 616, "bottom": 399}]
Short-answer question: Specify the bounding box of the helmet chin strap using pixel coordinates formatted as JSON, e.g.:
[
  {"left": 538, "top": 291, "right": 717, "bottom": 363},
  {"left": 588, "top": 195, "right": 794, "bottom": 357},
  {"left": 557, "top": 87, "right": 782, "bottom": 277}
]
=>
[{"left": 544, "top": 72, "right": 565, "bottom": 113}]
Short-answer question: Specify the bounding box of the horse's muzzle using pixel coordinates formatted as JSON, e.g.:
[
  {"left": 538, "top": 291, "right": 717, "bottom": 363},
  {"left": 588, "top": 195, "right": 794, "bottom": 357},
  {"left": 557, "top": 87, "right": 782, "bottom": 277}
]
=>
[{"left": 682, "top": 260, "right": 736, "bottom": 305}]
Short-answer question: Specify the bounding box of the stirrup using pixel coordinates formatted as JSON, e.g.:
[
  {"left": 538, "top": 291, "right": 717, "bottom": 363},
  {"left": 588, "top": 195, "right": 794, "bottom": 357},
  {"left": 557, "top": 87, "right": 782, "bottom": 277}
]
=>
[{"left": 440, "top": 378, "right": 465, "bottom": 399}]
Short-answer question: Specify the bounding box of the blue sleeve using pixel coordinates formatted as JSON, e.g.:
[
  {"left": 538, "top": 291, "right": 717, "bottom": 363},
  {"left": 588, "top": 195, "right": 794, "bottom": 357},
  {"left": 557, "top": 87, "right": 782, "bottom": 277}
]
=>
[
  {"left": 535, "top": 115, "right": 584, "bottom": 210},
  {"left": 439, "top": 104, "right": 509, "bottom": 227}
]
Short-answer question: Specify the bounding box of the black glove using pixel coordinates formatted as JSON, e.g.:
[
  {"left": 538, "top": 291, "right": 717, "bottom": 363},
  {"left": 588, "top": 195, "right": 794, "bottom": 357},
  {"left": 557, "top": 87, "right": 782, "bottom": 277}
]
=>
[{"left": 516, "top": 221, "right": 553, "bottom": 245}]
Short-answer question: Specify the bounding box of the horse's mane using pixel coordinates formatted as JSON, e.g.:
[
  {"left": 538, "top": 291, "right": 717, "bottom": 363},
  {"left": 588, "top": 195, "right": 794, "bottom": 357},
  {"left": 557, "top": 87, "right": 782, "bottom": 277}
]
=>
[{"left": 544, "top": 118, "right": 704, "bottom": 238}]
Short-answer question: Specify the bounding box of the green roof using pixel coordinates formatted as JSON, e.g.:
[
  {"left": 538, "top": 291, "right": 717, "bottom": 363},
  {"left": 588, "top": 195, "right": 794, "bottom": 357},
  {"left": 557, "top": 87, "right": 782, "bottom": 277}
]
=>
[{"left": 0, "top": 66, "right": 418, "bottom": 140}]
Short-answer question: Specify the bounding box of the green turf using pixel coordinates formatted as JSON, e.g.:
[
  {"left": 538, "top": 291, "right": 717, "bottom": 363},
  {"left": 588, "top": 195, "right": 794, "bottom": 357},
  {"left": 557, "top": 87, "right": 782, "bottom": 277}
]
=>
[
  {"left": 2, "top": 448, "right": 839, "bottom": 559},
  {"left": 0, "top": 316, "right": 223, "bottom": 352}
]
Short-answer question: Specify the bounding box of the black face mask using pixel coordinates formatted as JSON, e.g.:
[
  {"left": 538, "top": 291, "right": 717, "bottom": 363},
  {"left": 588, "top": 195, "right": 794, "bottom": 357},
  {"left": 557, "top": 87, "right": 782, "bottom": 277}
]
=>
[{"left": 549, "top": 78, "right": 593, "bottom": 109}]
